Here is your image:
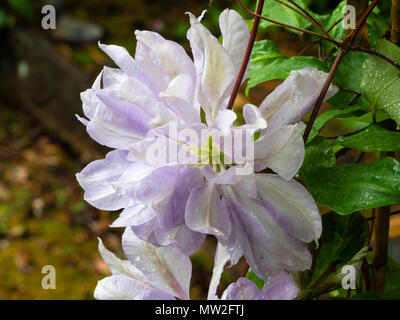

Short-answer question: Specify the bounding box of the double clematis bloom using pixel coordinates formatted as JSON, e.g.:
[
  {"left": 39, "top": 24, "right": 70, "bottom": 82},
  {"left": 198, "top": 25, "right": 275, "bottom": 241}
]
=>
[
  {"left": 77, "top": 8, "right": 338, "bottom": 296},
  {"left": 95, "top": 230, "right": 299, "bottom": 300}
]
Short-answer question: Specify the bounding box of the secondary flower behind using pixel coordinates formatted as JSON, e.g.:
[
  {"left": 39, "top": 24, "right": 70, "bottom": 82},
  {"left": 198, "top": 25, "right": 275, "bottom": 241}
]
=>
[{"left": 76, "top": 9, "right": 338, "bottom": 299}]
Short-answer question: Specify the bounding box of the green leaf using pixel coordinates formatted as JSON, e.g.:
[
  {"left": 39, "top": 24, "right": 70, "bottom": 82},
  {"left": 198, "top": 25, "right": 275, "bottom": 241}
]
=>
[
  {"left": 334, "top": 123, "right": 400, "bottom": 152},
  {"left": 247, "top": 51, "right": 328, "bottom": 88},
  {"left": 301, "top": 136, "right": 336, "bottom": 175},
  {"left": 302, "top": 157, "right": 400, "bottom": 214},
  {"left": 246, "top": 269, "right": 264, "bottom": 290},
  {"left": 6, "top": 0, "right": 35, "bottom": 19},
  {"left": 328, "top": 51, "right": 370, "bottom": 109},
  {"left": 319, "top": 1, "right": 346, "bottom": 49},
  {"left": 250, "top": 40, "right": 284, "bottom": 61},
  {"left": 361, "top": 39, "right": 400, "bottom": 124},
  {"left": 258, "top": 0, "right": 314, "bottom": 33},
  {"left": 306, "top": 106, "right": 365, "bottom": 142},
  {"left": 367, "top": 12, "right": 390, "bottom": 39},
  {"left": 305, "top": 212, "right": 368, "bottom": 292}
]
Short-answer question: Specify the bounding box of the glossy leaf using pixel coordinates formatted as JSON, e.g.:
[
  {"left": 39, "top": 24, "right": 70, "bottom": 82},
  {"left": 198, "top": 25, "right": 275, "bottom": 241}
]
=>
[
  {"left": 319, "top": 1, "right": 346, "bottom": 49},
  {"left": 301, "top": 136, "right": 336, "bottom": 174},
  {"left": 306, "top": 106, "right": 365, "bottom": 142},
  {"left": 328, "top": 51, "right": 370, "bottom": 109},
  {"left": 247, "top": 42, "right": 328, "bottom": 88},
  {"left": 258, "top": 0, "right": 314, "bottom": 32},
  {"left": 334, "top": 123, "right": 400, "bottom": 152},
  {"left": 302, "top": 157, "right": 400, "bottom": 214},
  {"left": 361, "top": 39, "right": 400, "bottom": 124}
]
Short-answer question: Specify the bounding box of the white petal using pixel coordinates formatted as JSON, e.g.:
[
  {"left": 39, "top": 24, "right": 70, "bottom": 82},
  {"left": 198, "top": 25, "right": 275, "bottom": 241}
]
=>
[
  {"left": 212, "top": 109, "right": 237, "bottom": 130},
  {"left": 98, "top": 42, "right": 153, "bottom": 88},
  {"left": 135, "top": 30, "right": 196, "bottom": 84},
  {"left": 94, "top": 275, "right": 174, "bottom": 300},
  {"left": 243, "top": 104, "right": 267, "bottom": 130},
  {"left": 219, "top": 9, "right": 250, "bottom": 78},
  {"left": 98, "top": 237, "right": 147, "bottom": 281},
  {"left": 187, "top": 12, "right": 236, "bottom": 122},
  {"left": 259, "top": 68, "right": 338, "bottom": 132},
  {"left": 122, "top": 228, "right": 192, "bottom": 300},
  {"left": 76, "top": 150, "right": 153, "bottom": 210},
  {"left": 207, "top": 243, "right": 231, "bottom": 300},
  {"left": 254, "top": 123, "right": 305, "bottom": 180},
  {"left": 111, "top": 203, "right": 156, "bottom": 228}
]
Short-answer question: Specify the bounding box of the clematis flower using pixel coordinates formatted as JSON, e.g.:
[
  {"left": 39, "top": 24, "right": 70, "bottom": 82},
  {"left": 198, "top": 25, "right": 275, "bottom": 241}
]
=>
[
  {"left": 94, "top": 230, "right": 299, "bottom": 300},
  {"left": 76, "top": 9, "right": 337, "bottom": 278}
]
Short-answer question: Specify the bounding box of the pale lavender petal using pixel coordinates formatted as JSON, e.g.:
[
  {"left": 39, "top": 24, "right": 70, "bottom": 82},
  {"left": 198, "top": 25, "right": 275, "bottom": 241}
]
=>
[
  {"left": 262, "top": 272, "right": 299, "bottom": 300},
  {"left": 135, "top": 30, "right": 196, "bottom": 85},
  {"left": 137, "top": 166, "right": 204, "bottom": 229},
  {"left": 94, "top": 275, "right": 175, "bottom": 300},
  {"left": 203, "top": 165, "right": 257, "bottom": 198},
  {"left": 185, "top": 183, "right": 231, "bottom": 240},
  {"left": 187, "top": 12, "right": 236, "bottom": 123},
  {"left": 101, "top": 66, "right": 157, "bottom": 101},
  {"left": 219, "top": 9, "right": 250, "bottom": 79},
  {"left": 154, "top": 224, "right": 206, "bottom": 256},
  {"left": 221, "top": 278, "right": 263, "bottom": 300},
  {"left": 260, "top": 68, "right": 338, "bottom": 132},
  {"left": 111, "top": 203, "right": 157, "bottom": 228},
  {"left": 122, "top": 228, "right": 192, "bottom": 300},
  {"left": 134, "top": 39, "right": 170, "bottom": 92},
  {"left": 229, "top": 196, "right": 312, "bottom": 278},
  {"left": 76, "top": 150, "right": 151, "bottom": 210},
  {"left": 81, "top": 89, "right": 151, "bottom": 149},
  {"left": 98, "top": 42, "right": 156, "bottom": 92},
  {"left": 256, "top": 174, "right": 322, "bottom": 244},
  {"left": 242, "top": 104, "right": 267, "bottom": 131},
  {"left": 160, "top": 95, "right": 200, "bottom": 125},
  {"left": 254, "top": 123, "right": 305, "bottom": 180}
]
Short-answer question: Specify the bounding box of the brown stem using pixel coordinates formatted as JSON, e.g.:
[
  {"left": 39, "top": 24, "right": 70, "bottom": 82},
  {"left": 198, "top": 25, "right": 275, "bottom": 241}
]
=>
[
  {"left": 303, "top": 49, "right": 346, "bottom": 143},
  {"left": 391, "top": 0, "right": 400, "bottom": 45},
  {"left": 297, "top": 40, "right": 320, "bottom": 56},
  {"left": 274, "top": 0, "right": 332, "bottom": 39},
  {"left": 235, "top": 0, "right": 341, "bottom": 46},
  {"left": 347, "top": 0, "right": 369, "bottom": 22},
  {"left": 371, "top": 205, "right": 391, "bottom": 294},
  {"left": 367, "top": 210, "right": 400, "bottom": 221},
  {"left": 347, "top": 0, "right": 379, "bottom": 45},
  {"left": 350, "top": 44, "right": 400, "bottom": 72},
  {"left": 371, "top": 120, "right": 396, "bottom": 294},
  {"left": 362, "top": 257, "right": 371, "bottom": 291},
  {"left": 226, "top": 0, "right": 264, "bottom": 110}
]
